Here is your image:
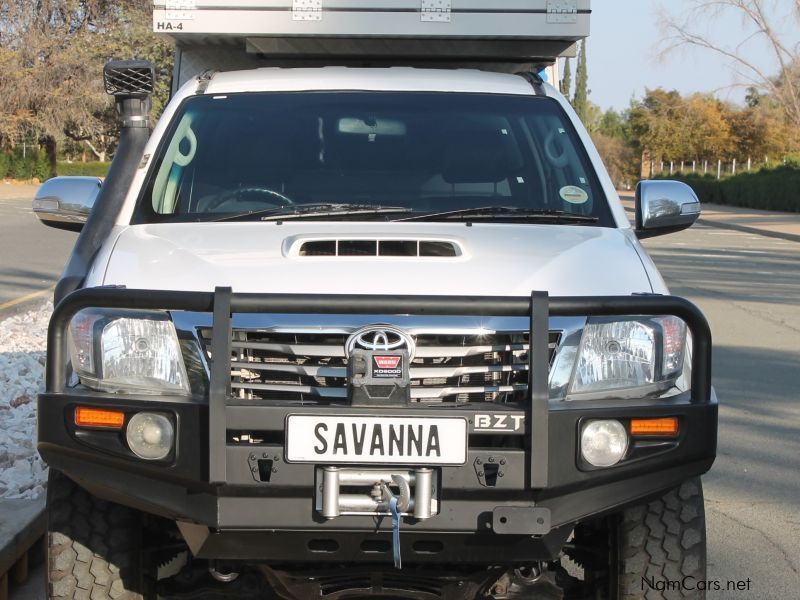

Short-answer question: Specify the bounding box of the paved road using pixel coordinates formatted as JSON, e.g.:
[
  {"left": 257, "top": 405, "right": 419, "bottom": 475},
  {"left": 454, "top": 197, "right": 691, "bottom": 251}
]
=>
[
  {"left": 641, "top": 224, "right": 800, "bottom": 599},
  {"left": 4, "top": 197, "right": 799, "bottom": 598},
  {"left": 0, "top": 192, "right": 77, "bottom": 310}
]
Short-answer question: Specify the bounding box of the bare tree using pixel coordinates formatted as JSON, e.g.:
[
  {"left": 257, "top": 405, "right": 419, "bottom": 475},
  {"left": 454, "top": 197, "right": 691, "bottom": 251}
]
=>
[
  {"left": 0, "top": 1, "right": 171, "bottom": 162},
  {"left": 659, "top": 0, "right": 800, "bottom": 129}
]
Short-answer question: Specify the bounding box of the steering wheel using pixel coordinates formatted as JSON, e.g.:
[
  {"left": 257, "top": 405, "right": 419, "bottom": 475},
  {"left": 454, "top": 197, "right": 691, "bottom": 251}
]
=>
[{"left": 207, "top": 187, "right": 295, "bottom": 212}]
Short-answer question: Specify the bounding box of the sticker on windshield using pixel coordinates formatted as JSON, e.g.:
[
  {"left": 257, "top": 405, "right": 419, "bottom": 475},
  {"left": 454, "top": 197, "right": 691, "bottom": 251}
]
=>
[{"left": 560, "top": 186, "right": 589, "bottom": 205}]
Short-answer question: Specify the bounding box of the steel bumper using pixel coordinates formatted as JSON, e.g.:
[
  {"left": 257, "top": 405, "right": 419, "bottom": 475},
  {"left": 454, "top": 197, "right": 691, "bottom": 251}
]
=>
[{"left": 38, "top": 288, "right": 717, "bottom": 564}]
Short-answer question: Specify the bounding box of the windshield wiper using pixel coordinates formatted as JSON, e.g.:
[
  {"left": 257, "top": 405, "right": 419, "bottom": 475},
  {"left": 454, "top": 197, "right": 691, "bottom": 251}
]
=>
[
  {"left": 394, "top": 206, "right": 599, "bottom": 223},
  {"left": 212, "top": 203, "right": 410, "bottom": 222}
]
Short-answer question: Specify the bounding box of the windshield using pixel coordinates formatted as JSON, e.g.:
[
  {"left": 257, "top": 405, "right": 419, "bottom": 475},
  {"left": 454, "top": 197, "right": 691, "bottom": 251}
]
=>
[{"left": 135, "top": 92, "right": 613, "bottom": 225}]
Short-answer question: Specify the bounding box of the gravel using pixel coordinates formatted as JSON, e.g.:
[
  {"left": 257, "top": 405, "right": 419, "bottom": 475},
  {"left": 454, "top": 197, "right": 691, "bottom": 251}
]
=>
[{"left": 0, "top": 300, "right": 51, "bottom": 499}]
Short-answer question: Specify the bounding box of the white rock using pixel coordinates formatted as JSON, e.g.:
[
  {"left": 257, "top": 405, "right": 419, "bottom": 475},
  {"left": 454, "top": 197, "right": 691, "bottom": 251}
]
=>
[{"left": 0, "top": 300, "right": 52, "bottom": 498}]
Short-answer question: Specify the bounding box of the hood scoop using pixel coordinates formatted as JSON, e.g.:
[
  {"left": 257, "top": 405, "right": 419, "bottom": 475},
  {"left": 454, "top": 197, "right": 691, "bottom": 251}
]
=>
[{"left": 292, "top": 238, "right": 462, "bottom": 258}]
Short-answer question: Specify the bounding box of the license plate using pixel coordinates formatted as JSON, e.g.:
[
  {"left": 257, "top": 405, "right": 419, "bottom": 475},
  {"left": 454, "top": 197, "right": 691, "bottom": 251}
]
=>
[{"left": 285, "top": 415, "right": 468, "bottom": 465}]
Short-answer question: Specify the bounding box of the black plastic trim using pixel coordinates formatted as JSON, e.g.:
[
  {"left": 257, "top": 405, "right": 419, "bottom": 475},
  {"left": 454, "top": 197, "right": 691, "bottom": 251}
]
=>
[
  {"left": 529, "top": 291, "right": 549, "bottom": 487},
  {"left": 209, "top": 287, "right": 232, "bottom": 483}
]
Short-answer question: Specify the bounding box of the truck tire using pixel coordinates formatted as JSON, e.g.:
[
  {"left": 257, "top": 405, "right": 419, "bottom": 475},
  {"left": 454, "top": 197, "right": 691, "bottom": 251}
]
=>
[
  {"left": 46, "top": 469, "right": 152, "bottom": 600},
  {"left": 568, "top": 477, "right": 707, "bottom": 599},
  {"left": 617, "top": 477, "right": 707, "bottom": 599}
]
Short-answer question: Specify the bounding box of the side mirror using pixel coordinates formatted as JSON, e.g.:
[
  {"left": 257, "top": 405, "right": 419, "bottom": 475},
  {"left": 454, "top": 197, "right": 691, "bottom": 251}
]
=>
[
  {"left": 33, "top": 176, "right": 102, "bottom": 232},
  {"left": 635, "top": 180, "right": 701, "bottom": 239}
]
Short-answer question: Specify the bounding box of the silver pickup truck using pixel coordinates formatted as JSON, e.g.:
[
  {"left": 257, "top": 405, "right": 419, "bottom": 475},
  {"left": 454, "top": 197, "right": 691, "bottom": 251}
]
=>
[{"left": 34, "top": 2, "right": 717, "bottom": 598}]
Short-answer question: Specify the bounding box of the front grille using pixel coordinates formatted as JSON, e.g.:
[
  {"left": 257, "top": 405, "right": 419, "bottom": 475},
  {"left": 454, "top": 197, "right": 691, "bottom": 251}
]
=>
[{"left": 202, "top": 327, "right": 561, "bottom": 405}]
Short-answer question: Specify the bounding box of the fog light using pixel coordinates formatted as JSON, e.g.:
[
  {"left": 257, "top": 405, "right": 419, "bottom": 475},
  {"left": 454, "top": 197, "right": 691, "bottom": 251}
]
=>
[
  {"left": 126, "top": 413, "right": 174, "bottom": 460},
  {"left": 581, "top": 420, "right": 628, "bottom": 467}
]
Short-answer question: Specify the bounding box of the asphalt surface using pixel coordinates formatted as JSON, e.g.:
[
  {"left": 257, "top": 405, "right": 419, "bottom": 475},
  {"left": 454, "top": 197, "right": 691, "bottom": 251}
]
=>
[
  {"left": 3, "top": 193, "right": 799, "bottom": 598},
  {"left": 0, "top": 193, "right": 77, "bottom": 310},
  {"left": 641, "top": 224, "right": 800, "bottom": 599}
]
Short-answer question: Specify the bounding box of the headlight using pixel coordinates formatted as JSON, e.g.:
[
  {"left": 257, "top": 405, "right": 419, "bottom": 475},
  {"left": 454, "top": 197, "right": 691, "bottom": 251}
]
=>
[
  {"left": 69, "top": 310, "right": 189, "bottom": 394},
  {"left": 569, "top": 316, "right": 686, "bottom": 398}
]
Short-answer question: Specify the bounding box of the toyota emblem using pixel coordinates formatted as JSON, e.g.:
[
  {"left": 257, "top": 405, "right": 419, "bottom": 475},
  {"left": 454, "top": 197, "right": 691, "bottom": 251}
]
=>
[{"left": 345, "top": 325, "right": 416, "bottom": 360}]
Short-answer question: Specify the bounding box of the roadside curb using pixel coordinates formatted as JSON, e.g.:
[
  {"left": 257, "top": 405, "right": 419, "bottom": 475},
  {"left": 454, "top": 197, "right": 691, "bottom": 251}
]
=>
[
  {"left": 0, "top": 290, "right": 53, "bottom": 321},
  {"left": 0, "top": 498, "right": 45, "bottom": 597}
]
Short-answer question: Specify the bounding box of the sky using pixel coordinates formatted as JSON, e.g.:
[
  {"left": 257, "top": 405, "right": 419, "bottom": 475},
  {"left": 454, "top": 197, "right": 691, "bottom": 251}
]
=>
[{"left": 583, "top": 0, "right": 792, "bottom": 111}]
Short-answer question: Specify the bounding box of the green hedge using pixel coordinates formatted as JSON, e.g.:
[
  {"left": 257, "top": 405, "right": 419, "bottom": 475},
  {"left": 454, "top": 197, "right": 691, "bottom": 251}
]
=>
[
  {"left": 56, "top": 161, "right": 111, "bottom": 177},
  {"left": 660, "top": 166, "right": 800, "bottom": 213},
  {"left": 0, "top": 152, "right": 9, "bottom": 179},
  {"left": 0, "top": 149, "right": 52, "bottom": 181}
]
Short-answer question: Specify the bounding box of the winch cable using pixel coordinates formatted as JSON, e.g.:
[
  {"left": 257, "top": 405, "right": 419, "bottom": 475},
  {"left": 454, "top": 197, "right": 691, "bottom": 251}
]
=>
[{"left": 389, "top": 496, "right": 402, "bottom": 570}]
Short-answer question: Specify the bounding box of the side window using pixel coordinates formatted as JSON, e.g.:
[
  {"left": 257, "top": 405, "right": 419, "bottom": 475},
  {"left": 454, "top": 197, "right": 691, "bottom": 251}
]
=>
[{"left": 151, "top": 113, "right": 198, "bottom": 214}]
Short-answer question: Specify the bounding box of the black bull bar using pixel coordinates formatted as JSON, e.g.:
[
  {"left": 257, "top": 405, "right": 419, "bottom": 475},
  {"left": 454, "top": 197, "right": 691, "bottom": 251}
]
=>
[{"left": 46, "top": 288, "right": 712, "bottom": 489}]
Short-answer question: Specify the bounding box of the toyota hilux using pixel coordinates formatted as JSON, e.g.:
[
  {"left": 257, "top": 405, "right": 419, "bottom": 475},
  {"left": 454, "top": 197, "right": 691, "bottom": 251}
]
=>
[{"left": 34, "top": 4, "right": 717, "bottom": 599}]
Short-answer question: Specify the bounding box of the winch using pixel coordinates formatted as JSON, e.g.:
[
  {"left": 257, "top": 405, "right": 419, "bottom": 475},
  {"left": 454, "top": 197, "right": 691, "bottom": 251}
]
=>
[{"left": 315, "top": 467, "right": 437, "bottom": 519}]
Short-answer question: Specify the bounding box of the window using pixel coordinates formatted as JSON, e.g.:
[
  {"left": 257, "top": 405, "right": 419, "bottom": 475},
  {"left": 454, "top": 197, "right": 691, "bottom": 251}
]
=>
[{"left": 136, "top": 92, "right": 612, "bottom": 226}]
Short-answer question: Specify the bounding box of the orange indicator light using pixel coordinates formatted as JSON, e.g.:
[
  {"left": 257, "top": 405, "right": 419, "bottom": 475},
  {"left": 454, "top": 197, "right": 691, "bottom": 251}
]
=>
[
  {"left": 75, "top": 407, "right": 125, "bottom": 429},
  {"left": 630, "top": 417, "right": 679, "bottom": 437}
]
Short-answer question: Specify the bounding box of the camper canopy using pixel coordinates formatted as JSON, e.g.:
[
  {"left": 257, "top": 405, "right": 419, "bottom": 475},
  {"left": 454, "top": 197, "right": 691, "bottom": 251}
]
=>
[{"left": 153, "top": 1, "right": 591, "bottom": 88}]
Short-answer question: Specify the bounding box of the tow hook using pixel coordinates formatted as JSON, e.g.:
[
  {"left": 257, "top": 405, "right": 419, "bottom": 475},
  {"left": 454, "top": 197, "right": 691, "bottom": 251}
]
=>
[{"left": 380, "top": 474, "right": 411, "bottom": 513}]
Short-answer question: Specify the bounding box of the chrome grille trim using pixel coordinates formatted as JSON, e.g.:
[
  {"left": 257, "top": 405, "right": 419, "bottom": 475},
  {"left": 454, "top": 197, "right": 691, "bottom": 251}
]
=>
[
  {"left": 231, "top": 362, "right": 532, "bottom": 379},
  {"left": 200, "top": 322, "right": 566, "bottom": 405},
  {"left": 229, "top": 341, "right": 540, "bottom": 358},
  {"left": 231, "top": 341, "right": 346, "bottom": 357}
]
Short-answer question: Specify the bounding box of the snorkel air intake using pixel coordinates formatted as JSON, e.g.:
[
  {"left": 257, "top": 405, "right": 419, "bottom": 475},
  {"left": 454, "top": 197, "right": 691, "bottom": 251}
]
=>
[{"left": 55, "top": 60, "right": 155, "bottom": 303}]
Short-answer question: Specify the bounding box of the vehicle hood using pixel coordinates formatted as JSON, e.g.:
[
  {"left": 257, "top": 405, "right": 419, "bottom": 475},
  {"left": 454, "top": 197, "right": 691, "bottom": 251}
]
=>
[{"left": 100, "top": 222, "right": 652, "bottom": 296}]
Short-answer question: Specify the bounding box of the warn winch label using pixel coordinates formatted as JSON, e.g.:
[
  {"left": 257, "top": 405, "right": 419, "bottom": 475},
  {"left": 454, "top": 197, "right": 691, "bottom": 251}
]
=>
[{"left": 372, "top": 355, "right": 403, "bottom": 378}]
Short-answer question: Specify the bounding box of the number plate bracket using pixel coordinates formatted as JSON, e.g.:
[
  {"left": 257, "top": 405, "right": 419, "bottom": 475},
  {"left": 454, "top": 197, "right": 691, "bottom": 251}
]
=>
[{"left": 492, "top": 506, "right": 552, "bottom": 535}]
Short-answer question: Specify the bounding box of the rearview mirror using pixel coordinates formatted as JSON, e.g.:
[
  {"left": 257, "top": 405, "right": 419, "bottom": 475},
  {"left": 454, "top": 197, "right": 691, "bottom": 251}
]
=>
[
  {"left": 635, "top": 180, "right": 701, "bottom": 239},
  {"left": 338, "top": 117, "right": 407, "bottom": 137},
  {"left": 33, "top": 176, "right": 102, "bottom": 232}
]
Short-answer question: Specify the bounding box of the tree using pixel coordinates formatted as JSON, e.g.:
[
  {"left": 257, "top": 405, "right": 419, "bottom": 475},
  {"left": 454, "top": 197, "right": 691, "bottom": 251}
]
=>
[
  {"left": 597, "top": 109, "right": 626, "bottom": 139},
  {"left": 626, "top": 85, "right": 800, "bottom": 169},
  {"left": 561, "top": 57, "right": 572, "bottom": 98},
  {"left": 581, "top": 101, "right": 603, "bottom": 133},
  {"left": 745, "top": 86, "right": 761, "bottom": 108},
  {"left": 0, "top": 1, "right": 172, "bottom": 162},
  {"left": 683, "top": 94, "right": 735, "bottom": 159},
  {"left": 628, "top": 89, "right": 690, "bottom": 162},
  {"left": 592, "top": 132, "right": 639, "bottom": 189},
  {"left": 660, "top": 0, "right": 800, "bottom": 129},
  {"left": 731, "top": 97, "right": 800, "bottom": 159},
  {"left": 573, "top": 40, "right": 590, "bottom": 123}
]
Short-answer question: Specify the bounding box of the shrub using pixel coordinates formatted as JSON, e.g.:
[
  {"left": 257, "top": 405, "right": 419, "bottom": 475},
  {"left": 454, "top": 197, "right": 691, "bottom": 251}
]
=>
[
  {"left": 719, "top": 166, "right": 800, "bottom": 212},
  {"left": 0, "top": 152, "right": 10, "bottom": 178},
  {"left": 1, "top": 148, "right": 54, "bottom": 181},
  {"left": 34, "top": 150, "right": 53, "bottom": 181},
  {"left": 9, "top": 149, "right": 34, "bottom": 180},
  {"left": 56, "top": 161, "right": 111, "bottom": 177},
  {"left": 657, "top": 166, "right": 800, "bottom": 213}
]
